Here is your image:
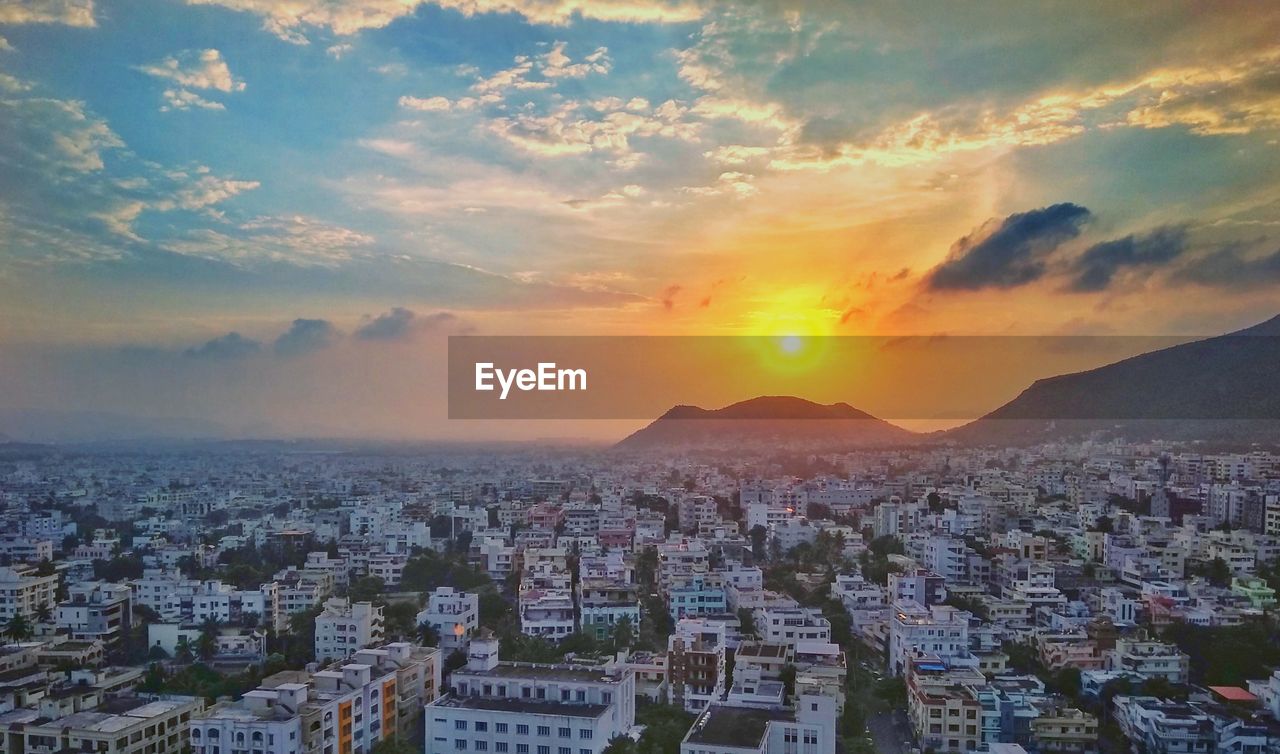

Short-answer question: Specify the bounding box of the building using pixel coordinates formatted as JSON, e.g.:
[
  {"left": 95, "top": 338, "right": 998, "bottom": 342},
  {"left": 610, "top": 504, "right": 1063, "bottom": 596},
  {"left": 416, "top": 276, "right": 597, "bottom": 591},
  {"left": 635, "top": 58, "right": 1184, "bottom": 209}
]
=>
[
  {"left": 416, "top": 587, "right": 479, "bottom": 652},
  {"left": 519, "top": 589, "right": 576, "bottom": 641},
  {"left": 678, "top": 696, "right": 837, "bottom": 754},
  {"left": 752, "top": 607, "right": 831, "bottom": 648},
  {"left": 56, "top": 582, "right": 132, "bottom": 648},
  {"left": 0, "top": 566, "right": 59, "bottom": 622},
  {"left": 668, "top": 620, "right": 728, "bottom": 712},
  {"left": 1105, "top": 638, "right": 1190, "bottom": 684},
  {"left": 314, "top": 598, "right": 385, "bottom": 663},
  {"left": 423, "top": 632, "right": 636, "bottom": 754},
  {"left": 576, "top": 581, "right": 640, "bottom": 643},
  {"left": 887, "top": 601, "right": 971, "bottom": 678},
  {"left": 191, "top": 644, "right": 436, "bottom": 754},
  {"left": 23, "top": 695, "right": 204, "bottom": 754}
]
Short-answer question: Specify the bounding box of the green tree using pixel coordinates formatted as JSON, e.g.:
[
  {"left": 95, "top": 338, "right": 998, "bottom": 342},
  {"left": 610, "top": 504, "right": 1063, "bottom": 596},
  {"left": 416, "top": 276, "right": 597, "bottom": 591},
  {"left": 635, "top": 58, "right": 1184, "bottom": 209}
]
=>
[
  {"left": 34, "top": 602, "right": 52, "bottom": 623},
  {"left": 175, "top": 636, "right": 195, "bottom": 663},
  {"left": 4, "top": 614, "right": 33, "bottom": 641},
  {"left": 612, "top": 616, "right": 634, "bottom": 652}
]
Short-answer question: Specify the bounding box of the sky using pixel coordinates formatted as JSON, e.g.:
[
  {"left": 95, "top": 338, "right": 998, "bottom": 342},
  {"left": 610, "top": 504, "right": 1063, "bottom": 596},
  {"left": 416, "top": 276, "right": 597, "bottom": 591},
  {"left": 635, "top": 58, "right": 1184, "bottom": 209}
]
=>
[{"left": 1, "top": 0, "right": 1279, "bottom": 440}]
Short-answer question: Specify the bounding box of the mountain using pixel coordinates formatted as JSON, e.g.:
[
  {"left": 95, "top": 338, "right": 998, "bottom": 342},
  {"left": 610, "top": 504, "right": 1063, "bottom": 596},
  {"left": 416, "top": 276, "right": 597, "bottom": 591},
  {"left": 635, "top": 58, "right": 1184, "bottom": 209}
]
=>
[
  {"left": 616, "top": 396, "right": 915, "bottom": 450},
  {"left": 946, "top": 314, "right": 1280, "bottom": 445}
]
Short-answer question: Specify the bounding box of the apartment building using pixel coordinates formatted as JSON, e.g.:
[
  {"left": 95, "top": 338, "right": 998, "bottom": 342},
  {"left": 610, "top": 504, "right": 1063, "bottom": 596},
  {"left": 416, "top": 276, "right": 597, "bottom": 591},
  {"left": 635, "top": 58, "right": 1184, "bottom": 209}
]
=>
[
  {"left": 752, "top": 607, "right": 831, "bottom": 648},
  {"left": 678, "top": 695, "right": 837, "bottom": 754},
  {"left": 423, "top": 633, "right": 636, "bottom": 754},
  {"left": 416, "top": 587, "right": 479, "bottom": 651},
  {"left": 192, "top": 645, "right": 434, "bottom": 754},
  {"left": 668, "top": 620, "right": 728, "bottom": 713},
  {"left": 56, "top": 582, "right": 132, "bottom": 648},
  {"left": 0, "top": 566, "right": 59, "bottom": 622},
  {"left": 1105, "top": 638, "right": 1190, "bottom": 684},
  {"left": 576, "top": 580, "right": 639, "bottom": 643},
  {"left": 314, "top": 599, "right": 385, "bottom": 663},
  {"left": 888, "top": 601, "right": 971, "bottom": 678},
  {"left": 23, "top": 696, "right": 204, "bottom": 754}
]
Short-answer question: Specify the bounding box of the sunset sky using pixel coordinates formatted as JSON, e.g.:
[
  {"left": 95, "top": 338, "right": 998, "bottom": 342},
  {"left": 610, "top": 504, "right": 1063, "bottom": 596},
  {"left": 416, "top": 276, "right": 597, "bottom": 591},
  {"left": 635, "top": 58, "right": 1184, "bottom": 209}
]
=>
[{"left": 2, "top": 1, "right": 1279, "bottom": 439}]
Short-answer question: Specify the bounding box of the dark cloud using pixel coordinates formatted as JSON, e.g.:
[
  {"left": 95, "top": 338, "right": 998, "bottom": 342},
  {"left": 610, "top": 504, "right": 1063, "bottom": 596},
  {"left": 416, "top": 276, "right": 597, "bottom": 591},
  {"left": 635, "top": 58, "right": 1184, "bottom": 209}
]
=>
[
  {"left": 1173, "top": 246, "right": 1280, "bottom": 289},
  {"left": 1067, "top": 226, "right": 1189, "bottom": 292},
  {"left": 274, "top": 318, "right": 339, "bottom": 356},
  {"left": 355, "top": 307, "right": 417, "bottom": 340},
  {"left": 354, "top": 308, "right": 467, "bottom": 341},
  {"left": 926, "top": 203, "right": 1091, "bottom": 291},
  {"left": 184, "top": 332, "right": 261, "bottom": 359}
]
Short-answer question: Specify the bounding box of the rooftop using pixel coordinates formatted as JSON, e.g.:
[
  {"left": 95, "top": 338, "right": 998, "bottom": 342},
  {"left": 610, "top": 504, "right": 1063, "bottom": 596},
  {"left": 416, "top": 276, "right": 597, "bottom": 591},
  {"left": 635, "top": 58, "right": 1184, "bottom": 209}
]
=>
[
  {"left": 684, "top": 705, "right": 793, "bottom": 749},
  {"left": 433, "top": 695, "right": 608, "bottom": 718},
  {"left": 455, "top": 662, "right": 623, "bottom": 684}
]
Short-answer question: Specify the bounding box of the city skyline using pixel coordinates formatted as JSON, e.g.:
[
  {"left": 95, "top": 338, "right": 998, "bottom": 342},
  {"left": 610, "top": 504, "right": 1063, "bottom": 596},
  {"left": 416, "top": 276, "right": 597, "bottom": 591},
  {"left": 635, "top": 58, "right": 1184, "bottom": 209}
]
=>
[{"left": 2, "top": 1, "right": 1280, "bottom": 439}]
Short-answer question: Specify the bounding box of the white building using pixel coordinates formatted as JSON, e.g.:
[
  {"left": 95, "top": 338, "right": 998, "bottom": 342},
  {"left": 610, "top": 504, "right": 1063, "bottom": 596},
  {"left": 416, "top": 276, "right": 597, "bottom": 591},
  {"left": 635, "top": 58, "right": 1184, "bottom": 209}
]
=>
[
  {"left": 887, "top": 600, "right": 971, "bottom": 677},
  {"left": 424, "top": 632, "right": 636, "bottom": 754},
  {"left": 314, "top": 598, "right": 385, "bottom": 663},
  {"left": 416, "top": 587, "right": 479, "bottom": 651},
  {"left": 679, "top": 695, "right": 838, "bottom": 754}
]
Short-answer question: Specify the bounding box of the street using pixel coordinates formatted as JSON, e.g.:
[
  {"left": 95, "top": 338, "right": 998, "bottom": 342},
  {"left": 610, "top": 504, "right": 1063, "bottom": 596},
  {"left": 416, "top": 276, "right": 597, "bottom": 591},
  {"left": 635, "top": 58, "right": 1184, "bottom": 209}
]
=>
[{"left": 867, "top": 709, "right": 912, "bottom": 754}]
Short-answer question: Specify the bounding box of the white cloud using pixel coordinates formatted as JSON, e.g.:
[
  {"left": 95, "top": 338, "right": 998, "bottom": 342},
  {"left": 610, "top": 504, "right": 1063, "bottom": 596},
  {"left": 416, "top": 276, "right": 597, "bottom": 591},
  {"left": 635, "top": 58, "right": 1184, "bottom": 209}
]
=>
[
  {"left": 326, "top": 42, "right": 353, "bottom": 59},
  {"left": 164, "top": 215, "right": 374, "bottom": 268},
  {"left": 0, "top": 97, "right": 124, "bottom": 172},
  {"left": 0, "top": 0, "right": 95, "bottom": 27},
  {"left": 137, "top": 49, "right": 245, "bottom": 95},
  {"left": 161, "top": 88, "right": 226, "bottom": 112},
  {"left": 182, "top": 0, "right": 703, "bottom": 43},
  {"left": 0, "top": 72, "right": 33, "bottom": 92},
  {"left": 0, "top": 35, "right": 15, "bottom": 52},
  {"left": 398, "top": 95, "right": 452, "bottom": 111}
]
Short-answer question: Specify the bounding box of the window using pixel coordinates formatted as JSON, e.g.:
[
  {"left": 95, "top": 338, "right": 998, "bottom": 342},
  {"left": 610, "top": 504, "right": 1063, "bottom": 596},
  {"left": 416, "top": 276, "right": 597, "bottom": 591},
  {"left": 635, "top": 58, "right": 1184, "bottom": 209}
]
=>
[
  {"left": 455, "top": 741, "right": 467, "bottom": 751},
  {"left": 578, "top": 731, "right": 592, "bottom": 740},
  {"left": 537, "top": 747, "right": 550, "bottom": 754},
  {"left": 516, "top": 747, "right": 528, "bottom": 754},
  {"left": 537, "top": 727, "right": 551, "bottom": 738},
  {"left": 558, "top": 729, "right": 571, "bottom": 739},
  {"left": 516, "top": 726, "right": 529, "bottom": 736},
  {"left": 475, "top": 723, "right": 487, "bottom": 733},
  {"left": 476, "top": 743, "right": 488, "bottom": 751},
  {"left": 456, "top": 721, "right": 468, "bottom": 731},
  {"left": 496, "top": 725, "right": 508, "bottom": 734},
  {"left": 495, "top": 745, "right": 508, "bottom": 753}
]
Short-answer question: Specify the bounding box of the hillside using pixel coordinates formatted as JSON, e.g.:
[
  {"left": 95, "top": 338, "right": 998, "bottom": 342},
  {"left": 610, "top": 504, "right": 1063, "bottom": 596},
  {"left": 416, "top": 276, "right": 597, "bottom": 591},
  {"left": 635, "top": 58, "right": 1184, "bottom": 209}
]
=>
[
  {"left": 945, "top": 314, "right": 1280, "bottom": 445},
  {"left": 615, "top": 396, "right": 916, "bottom": 450}
]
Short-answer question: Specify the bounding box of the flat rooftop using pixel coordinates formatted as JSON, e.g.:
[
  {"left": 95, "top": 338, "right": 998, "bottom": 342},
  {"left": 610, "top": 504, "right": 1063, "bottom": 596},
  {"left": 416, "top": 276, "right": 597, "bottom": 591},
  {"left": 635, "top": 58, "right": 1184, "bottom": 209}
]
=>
[
  {"left": 455, "top": 663, "right": 621, "bottom": 684},
  {"left": 434, "top": 696, "right": 608, "bottom": 718},
  {"left": 684, "top": 705, "right": 792, "bottom": 749}
]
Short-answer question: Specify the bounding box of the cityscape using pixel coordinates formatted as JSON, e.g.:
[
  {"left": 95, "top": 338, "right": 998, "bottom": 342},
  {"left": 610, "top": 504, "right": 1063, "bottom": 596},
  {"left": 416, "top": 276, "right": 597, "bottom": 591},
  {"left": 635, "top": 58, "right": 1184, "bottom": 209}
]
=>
[{"left": 3, "top": 2, "right": 1280, "bottom": 754}]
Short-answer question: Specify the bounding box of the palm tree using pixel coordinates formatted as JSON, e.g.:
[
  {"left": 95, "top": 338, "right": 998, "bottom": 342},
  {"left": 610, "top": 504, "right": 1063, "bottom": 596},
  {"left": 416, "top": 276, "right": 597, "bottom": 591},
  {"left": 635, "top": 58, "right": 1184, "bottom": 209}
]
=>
[
  {"left": 4, "top": 614, "right": 33, "bottom": 642},
  {"left": 34, "top": 603, "right": 52, "bottom": 623},
  {"left": 175, "top": 636, "right": 195, "bottom": 663}
]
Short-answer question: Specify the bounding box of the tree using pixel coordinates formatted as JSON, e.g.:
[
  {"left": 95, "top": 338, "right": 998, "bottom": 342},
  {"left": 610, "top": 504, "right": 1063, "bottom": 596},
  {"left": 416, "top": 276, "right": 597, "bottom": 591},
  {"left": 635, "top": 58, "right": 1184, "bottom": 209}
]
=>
[
  {"left": 349, "top": 576, "right": 386, "bottom": 603},
  {"left": 1205, "top": 557, "right": 1232, "bottom": 588},
  {"left": 601, "top": 736, "right": 636, "bottom": 754},
  {"left": 737, "top": 608, "right": 757, "bottom": 637},
  {"left": 34, "top": 602, "right": 52, "bottom": 623},
  {"left": 4, "top": 614, "right": 33, "bottom": 642},
  {"left": 780, "top": 664, "right": 797, "bottom": 697},
  {"left": 175, "top": 636, "right": 195, "bottom": 663},
  {"left": 612, "top": 616, "right": 634, "bottom": 652}
]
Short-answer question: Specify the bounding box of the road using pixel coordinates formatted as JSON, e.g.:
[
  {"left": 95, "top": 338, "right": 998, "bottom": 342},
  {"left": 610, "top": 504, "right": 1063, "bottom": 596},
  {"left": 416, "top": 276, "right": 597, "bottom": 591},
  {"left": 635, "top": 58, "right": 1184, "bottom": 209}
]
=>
[{"left": 866, "top": 709, "right": 912, "bottom": 754}]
